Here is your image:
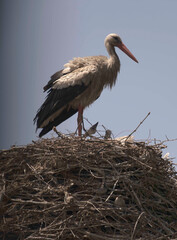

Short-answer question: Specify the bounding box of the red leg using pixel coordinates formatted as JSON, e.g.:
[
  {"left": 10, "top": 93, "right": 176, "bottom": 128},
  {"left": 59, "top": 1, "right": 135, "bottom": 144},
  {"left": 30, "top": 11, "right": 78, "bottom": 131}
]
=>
[{"left": 77, "top": 105, "right": 84, "bottom": 136}]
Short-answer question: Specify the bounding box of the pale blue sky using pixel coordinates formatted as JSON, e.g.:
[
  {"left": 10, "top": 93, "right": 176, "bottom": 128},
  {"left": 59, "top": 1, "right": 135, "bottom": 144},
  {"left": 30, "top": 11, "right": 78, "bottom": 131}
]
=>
[{"left": 1, "top": 0, "right": 177, "bottom": 164}]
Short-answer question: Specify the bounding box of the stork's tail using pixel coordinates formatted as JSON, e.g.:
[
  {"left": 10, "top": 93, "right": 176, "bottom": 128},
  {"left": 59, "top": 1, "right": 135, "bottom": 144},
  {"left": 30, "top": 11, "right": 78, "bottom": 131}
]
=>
[{"left": 38, "top": 107, "right": 77, "bottom": 137}]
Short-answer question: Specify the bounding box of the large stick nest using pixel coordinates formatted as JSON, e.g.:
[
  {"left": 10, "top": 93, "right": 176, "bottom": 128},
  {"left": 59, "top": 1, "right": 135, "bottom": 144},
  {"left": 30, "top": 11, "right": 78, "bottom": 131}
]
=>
[{"left": 0, "top": 137, "right": 177, "bottom": 240}]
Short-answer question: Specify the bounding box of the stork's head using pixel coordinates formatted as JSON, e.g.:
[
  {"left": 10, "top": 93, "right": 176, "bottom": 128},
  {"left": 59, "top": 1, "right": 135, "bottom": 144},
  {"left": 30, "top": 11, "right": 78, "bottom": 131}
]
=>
[{"left": 105, "top": 33, "right": 138, "bottom": 63}]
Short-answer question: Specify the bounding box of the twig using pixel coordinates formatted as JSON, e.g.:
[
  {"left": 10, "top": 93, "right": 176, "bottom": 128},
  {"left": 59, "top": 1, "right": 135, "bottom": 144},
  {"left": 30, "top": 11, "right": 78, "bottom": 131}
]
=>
[
  {"left": 126, "top": 112, "right": 151, "bottom": 141},
  {"left": 155, "top": 137, "right": 177, "bottom": 146},
  {"left": 11, "top": 198, "right": 54, "bottom": 205},
  {"left": 131, "top": 212, "right": 144, "bottom": 240},
  {"left": 26, "top": 163, "right": 52, "bottom": 189},
  {"left": 78, "top": 230, "right": 117, "bottom": 240},
  {"left": 129, "top": 184, "right": 144, "bottom": 211},
  {"left": 129, "top": 155, "right": 152, "bottom": 170},
  {"left": 105, "top": 179, "right": 119, "bottom": 202},
  {"left": 53, "top": 126, "right": 66, "bottom": 138}
]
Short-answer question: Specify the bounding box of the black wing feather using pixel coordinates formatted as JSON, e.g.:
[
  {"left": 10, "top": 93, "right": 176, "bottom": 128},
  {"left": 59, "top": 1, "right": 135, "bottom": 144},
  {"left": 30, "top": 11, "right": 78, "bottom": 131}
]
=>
[
  {"left": 43, "top": 70, "right": 64, "bottom": 92},
  {"left": 44, "top": 69, "right": 72, "bottom": 92},
  {"left": 34, "top": 83, "right": 88, "bottom": 131},
  {"left": 39, "top": 107, "right": 77, "bottom": 137}
]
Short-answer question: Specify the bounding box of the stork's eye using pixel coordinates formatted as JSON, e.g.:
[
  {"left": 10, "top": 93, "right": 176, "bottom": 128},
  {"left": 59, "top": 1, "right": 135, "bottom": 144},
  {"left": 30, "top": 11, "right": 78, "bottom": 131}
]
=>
[
  {"left": 112, "top": 36, "right": 122, "bottom": 44},
  {"left": 113, "top": 36, "right": 119, "bottom": 41}
]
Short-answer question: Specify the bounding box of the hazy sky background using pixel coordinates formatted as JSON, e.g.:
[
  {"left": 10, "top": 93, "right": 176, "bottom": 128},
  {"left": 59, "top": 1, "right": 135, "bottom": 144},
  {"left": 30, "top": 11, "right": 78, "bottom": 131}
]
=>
[{"left": 1, "top": 0, "right": 177, "bottom": 165}]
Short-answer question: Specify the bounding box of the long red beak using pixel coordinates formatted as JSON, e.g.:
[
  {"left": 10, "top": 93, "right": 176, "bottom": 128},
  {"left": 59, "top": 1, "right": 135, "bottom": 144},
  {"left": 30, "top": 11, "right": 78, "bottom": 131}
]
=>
[{"left": 117, "top": 43, "right": 138, "bottom": 63}]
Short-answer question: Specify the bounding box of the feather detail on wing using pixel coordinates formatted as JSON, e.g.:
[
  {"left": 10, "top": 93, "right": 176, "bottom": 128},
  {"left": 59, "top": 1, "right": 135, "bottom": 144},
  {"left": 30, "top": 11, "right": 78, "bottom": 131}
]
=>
[
  {"left": 34, "top": 83, "right": 88, "bottom": 130},
  {"left": 43, "top": 67, "right": 71, "bottom": 92},
  {"left": 43, "top": 70, "right": 63, "bottom": 92},
  {"left": 34, "top": 64, "right": 98, "bottom": 137},
  {"left": 38, "top": 107, "right": 77, "bottom": 137}
]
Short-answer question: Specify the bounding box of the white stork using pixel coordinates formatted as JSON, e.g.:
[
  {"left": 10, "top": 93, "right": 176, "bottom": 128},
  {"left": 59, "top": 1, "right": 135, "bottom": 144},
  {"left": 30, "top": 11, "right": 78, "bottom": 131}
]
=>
[{"left": 34, "top": 33, "right": 138, "bottom": 137}]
